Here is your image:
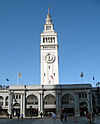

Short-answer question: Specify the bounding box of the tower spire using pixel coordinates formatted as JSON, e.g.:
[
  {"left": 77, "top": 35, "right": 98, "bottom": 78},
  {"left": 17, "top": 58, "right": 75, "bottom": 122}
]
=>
[
  {"left": 48, "top": 7, "right": 50, "bottom": 14},
  {"left": 45, "top": 7, "right": 52, "bottom": 24}
]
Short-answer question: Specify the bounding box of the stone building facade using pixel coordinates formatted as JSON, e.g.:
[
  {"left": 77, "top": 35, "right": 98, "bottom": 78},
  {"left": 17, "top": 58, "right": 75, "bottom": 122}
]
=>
[{"left": 0, "top": 84, "right": 95, "bottom": 117}]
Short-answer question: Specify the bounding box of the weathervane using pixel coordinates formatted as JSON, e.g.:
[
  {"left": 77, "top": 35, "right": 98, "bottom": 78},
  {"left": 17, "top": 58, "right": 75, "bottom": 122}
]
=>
[{"left": 48, "top": 7, "right": 50, "bottom": 14}]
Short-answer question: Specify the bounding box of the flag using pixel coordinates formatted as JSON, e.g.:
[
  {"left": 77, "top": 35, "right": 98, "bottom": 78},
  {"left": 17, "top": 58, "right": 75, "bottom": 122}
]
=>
[
  {"left": 18, "top": 72, "right": 22, "bottom": 78},
  {"left": 93, "top": 77, "right": 95, "bottom": 80},
  {"left": 51, "top": 75, "right": 53, "bottom": 79},
  {"left": 96, "top": 82, "right": 100, "bottom": 86},
  {"left": 6, "top": 78, "right": 9, "bottom": 81},
  {"left": 80, "top": 72, "right": 84, "bottom": 78}
]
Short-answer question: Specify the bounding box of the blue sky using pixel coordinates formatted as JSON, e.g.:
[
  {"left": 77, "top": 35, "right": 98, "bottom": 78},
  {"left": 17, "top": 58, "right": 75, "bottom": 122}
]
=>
[{"left": 0, "top": 0, "right": 100, "bottom": 86}]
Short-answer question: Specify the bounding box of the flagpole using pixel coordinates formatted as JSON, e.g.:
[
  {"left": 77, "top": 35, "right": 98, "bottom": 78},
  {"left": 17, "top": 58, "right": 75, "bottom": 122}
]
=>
[
  {"left": 94, "top": 79, "right": 95, "bottom": 87},
  {"left": 80, "top": 72, "right": 84, "bottom": 83},
  {"left": 5, "top": 79, "right": 6, "bottom": 90},
  {"left": 81, "top": 77, "right": 83, "bottom": 83},
  {"left": 17, "top": 74, "right": 19, "bottom": 85},
  {"left": 5, "top": 78, "right": 9, "bottom": 89},
  {"left": 93, "top": 77, "right": 95, "bottom": 87},
  {"left": 17, "top": 72, "right": 22, "bottom": 85}
]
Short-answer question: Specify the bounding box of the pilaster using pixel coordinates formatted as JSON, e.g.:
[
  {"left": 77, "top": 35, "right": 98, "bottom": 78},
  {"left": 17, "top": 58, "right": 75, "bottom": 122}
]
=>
[
  {"left": 3, "top": 97, "right": 6, "bottom": 107},
  {"left": 87, "top": 91, "right": 90, "bottom": 112},
  {"left": 23, "top": 93, "right": 26, "bottom": 117},
  {"left": 8, "top": 91, "right": 13, "bottom": 115},
  {"left": 56, "top": 91, "right": 61, "bottom": 116},
  {"left": 38, "top": 93, "right": 41, "bottom": 116},
  {"left": 74, "top": 93, "right": 80, "bottom": 116},
  {"left": 41, "top": 93, "right": 44, "bottom": 113},
  {"left": 20, "top": 94, "right": 23, "bottom": 114}
]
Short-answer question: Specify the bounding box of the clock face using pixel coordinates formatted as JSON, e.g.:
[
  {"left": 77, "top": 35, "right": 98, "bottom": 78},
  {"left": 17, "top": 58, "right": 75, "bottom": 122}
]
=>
[{"left": 45, "top": 53, "right": 56, "bottom": 64}]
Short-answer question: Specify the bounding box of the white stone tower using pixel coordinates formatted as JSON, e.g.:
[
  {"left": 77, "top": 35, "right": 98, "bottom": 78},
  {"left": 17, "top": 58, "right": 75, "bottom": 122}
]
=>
[{"left": 40, "top": 8, "right": 59, "bottom": 85}]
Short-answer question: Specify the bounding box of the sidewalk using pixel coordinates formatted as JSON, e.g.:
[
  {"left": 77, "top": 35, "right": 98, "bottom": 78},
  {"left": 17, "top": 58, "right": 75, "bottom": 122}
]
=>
[{"left": 80, "top": 116, "right": 100, "bottom": 124}]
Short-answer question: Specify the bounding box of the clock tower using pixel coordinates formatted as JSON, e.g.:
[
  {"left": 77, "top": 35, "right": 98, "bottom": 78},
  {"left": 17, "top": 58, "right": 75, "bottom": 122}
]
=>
[{"left": 40, "top": 8, "right": 59, "bottom": 85}]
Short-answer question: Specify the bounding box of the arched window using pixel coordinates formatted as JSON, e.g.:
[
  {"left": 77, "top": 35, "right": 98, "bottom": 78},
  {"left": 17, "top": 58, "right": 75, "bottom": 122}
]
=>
[
  {"left": 44, "top": 94, "right": 56, "bottom": 105},
  {"left": 0, "top": 96, "right": 3, "bottom": 106},
  {"left": 26, "top": 94, "right": 38, "bottom": 105},
  {"left": 5, "top": 96, "right": 9, "bottom": 106}
]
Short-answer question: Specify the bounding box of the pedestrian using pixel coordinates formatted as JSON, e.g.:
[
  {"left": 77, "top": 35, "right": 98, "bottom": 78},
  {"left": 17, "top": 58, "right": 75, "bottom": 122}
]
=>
[
  {"left": 53, "top": 112, "right": 56, "bottom": 119},
  {"left": 17, "top": 112, "right": 20, "bottom": 119},
  {"left": 40, "top": 112, "right": 43, "bottom": 118},
  {"left": 52, "top": 112, "right": 55, "bottom": 119},
  {"left": 86, "top": 112, "right": 92, "bottom": 123},
  {"left": 21, "top": 113, "right": 23, "bottom": 119},
  {"left": 92, "top": 113, "right": 95, "bottom": 122},
  {"left": 60, "top": 112, "right": 64, "bottom": 121},
  {"left": 9, "top": 114, "right": 12, "bottom": 119},
  {"left": 64, "top": 113, "right": 67, "bottom": 122}
]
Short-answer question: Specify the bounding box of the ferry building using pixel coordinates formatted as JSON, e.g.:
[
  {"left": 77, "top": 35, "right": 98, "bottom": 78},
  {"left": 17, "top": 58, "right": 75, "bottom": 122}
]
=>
[{"left": 0, "top": 9, "right": 99, "bottom": 117}]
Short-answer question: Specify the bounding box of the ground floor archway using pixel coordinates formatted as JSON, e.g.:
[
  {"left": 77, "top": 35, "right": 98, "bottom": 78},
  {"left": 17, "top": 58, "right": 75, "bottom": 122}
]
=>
[
  {"left": 61, "top": 94, "right": 75, "bottom": 116},
  {"left": 79, "top": 102, "right": 88, "bottom": 116},
  {"left": 61, "top": 108, "right": 74, "bottom": 116},
  {"left": 13, "top": 103, "right": 20, "bottom": 117},
  {"left": 12, "top": 108, "right": 20, "bottom": 116},
  {"left": 44, "top": 108, "right": 56, "bottom": 116},
  {"left": 26, "top": 108, "right": 38, "bottom": 117}
]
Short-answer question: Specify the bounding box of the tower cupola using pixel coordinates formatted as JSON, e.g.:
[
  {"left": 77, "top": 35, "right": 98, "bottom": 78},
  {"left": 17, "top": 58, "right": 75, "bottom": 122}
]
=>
[{"left": 45, "top": 8, "right": 52, "bottom": 24}]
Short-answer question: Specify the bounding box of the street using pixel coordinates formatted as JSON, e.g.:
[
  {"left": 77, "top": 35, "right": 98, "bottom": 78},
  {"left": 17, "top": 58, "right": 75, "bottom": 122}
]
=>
[{"left": 0, "top": 117, "right": 100, "bottom": 124}]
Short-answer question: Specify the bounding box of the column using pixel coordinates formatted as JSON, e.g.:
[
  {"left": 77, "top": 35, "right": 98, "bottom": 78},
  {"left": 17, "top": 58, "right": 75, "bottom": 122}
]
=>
[
  {"left": 75, "top": 93, "right": 77, "bottom": 110},
  {"left": 38, "top": 92, "right": 44, "bottom": 116},
  {"left": 20, "top": 94, "right": 23, "bottom": 114},
  {"left": 8, "top": 92, "right": 12, "bottom": 115},
  {"left": 38, "top": 93, "right": 41, "bottom": 116},
  {"left": 74, "top": 93, "right": 80, "bottom": 116},
  {"left": 87, "top": 91, "right": 90, "bottom": 112},
  {"left": 89, "top": 92, "right": 93, "bottom": 112},
  {"left": 41, "top": 93, "right": 43, "bottom": 113},
  {"left": 3, "top": 97, "right": 6, "bottom": 107},
  {"left": 40, "top": 85, "right": 44, "bottom": 114},
  {"left": 56, "top": 92, "right": 61, "bottom": 116},
  {"left": 23, "top": 93, "right": 26, "bottom": 117},
  {"left": 96, "top": 96, "right": 98, "bottom": 113}
]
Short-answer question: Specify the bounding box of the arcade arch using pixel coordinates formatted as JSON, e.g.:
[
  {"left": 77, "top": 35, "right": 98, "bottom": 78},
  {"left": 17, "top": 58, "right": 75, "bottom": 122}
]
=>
[
  {"left": 26, "top": 94, "right": 38, "bottom": 116},
  {"left": 44, "top": 94, "right": 56, "bottom": 116},
  {"left": 44, "top": 94, "right": 56, "bottom": 105},
  {"left": 79, "top": 101, "right": 87, "bottom": 116},
  {"left": 13, "top": 103, "right": 20, "bottom": 116},
  {"left": 61, "top": 94, "right": 74, "bottom": 115}
]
